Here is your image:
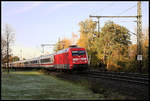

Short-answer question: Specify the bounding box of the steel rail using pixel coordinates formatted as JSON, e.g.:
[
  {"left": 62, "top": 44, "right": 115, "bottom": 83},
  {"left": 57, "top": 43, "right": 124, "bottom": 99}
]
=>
[{"left": 77, "top": 71, "right": 149, "bottom": 86}]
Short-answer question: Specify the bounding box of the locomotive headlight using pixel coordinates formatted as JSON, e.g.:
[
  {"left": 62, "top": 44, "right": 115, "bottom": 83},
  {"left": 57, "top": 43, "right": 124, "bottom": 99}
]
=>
[
  {"left": 73, "top": 58, "right": 78, "bottom": 61},
  {"left": 73, "top": 58, "right": 78, "bottom": 63},
  {"left": 81, "top": 58, "right": 86, "bottom": 60}
]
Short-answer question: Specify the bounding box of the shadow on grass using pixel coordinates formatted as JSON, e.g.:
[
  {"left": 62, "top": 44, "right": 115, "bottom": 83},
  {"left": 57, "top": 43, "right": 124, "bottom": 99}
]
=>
[{"left": 43, "top": 71, "right": 129, "bottom": 100}]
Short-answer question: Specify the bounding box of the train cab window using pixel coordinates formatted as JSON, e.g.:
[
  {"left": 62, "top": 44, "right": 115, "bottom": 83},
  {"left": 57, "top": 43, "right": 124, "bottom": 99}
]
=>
[
  {"left": 72, "top": 50, "right": 86, "bottom": 56},
  {"left": 41, "top": 58, "right": 50, "bottom": 63},
  {"left": 57, "top": 49, "right": 68, "bottom": 55}
]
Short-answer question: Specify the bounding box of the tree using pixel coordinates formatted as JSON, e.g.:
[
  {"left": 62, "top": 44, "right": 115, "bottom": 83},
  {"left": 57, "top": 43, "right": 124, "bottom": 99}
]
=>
[
  {"left": 141, "top": 27, "right": 149, "bottom": 73},
  {"left": 1, "top": 37, "right": 7, "bottom": 64},
  {"left": 2, "top": 24, "right": 15, "bottom": 73},
  {"left": 77, "top": 19, "right": 132, "bottom": 71},
  {"left": 23, "top": 58, "right": 26, "bottom": 60},
  {"left": 127, "top": 27, "right": 149, "bottom": 73},
  {"left": 94, "top": 21, "right": 131, "bottom": 70},
  {"left": 12, "top": 56, "right": 20, "bottom": 62},
  {"left": 77, "top": 19, "right": 98, "bottom": 66},
  {"left": 2, "top": 55, "right": 19, "bottom": 63},
  {"left": 54, "top": 37, "right": 72, "bottom": 52}
]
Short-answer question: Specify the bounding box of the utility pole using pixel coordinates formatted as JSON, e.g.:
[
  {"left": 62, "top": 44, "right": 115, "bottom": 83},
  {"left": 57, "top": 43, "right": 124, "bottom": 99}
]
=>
[
  {"left": 57, "top": 37, "right": 61, "bottom": 51},
  {"left": 62, "top": 40, "right": 65, "bottom": 49},
  {"left": 90, "top": 17, "right": 100, "bottom": 37},
  {"left": 20, "top": 49, "right": 22, "bottom": 60},
  {"left": 41, "top": 44, "right": 55, "bottom": 55},
  {"left": 137, "top": 1, "right": 142, "bottom": 73},
  {"left": 97, "top": 18, "right": 100, "bottom": 37}
]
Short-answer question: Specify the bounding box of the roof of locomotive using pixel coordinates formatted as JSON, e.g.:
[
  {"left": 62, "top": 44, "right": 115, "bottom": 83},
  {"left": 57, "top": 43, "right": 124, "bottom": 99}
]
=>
[{"left": 55, "top": 45, "right": 85, "bottom": 55}]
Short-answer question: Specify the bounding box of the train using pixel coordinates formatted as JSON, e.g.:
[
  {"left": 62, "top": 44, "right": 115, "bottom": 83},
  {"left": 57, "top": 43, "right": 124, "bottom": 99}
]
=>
[{"left": 10, "top": 45, "right": 89, "bottom": 71}]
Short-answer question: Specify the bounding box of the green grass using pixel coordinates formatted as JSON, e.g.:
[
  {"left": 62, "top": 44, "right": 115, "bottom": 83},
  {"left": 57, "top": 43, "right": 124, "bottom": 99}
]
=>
[{"left": 2, "top": 71, "right": 103, "bottom": 100}]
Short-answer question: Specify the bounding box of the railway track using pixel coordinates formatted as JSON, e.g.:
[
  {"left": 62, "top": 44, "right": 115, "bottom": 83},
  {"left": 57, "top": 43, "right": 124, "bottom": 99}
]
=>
[{"left": 74, "top": 70, "right": 149, "bottom": 86}]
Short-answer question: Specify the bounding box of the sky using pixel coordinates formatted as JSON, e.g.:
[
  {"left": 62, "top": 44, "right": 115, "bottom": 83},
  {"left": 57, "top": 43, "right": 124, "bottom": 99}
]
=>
[{"left": 1, "top": 1, "right": 149, "bottom": 59}]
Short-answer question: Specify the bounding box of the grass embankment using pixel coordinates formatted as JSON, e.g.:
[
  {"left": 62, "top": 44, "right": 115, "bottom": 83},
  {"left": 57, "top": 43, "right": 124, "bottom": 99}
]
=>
[
  {"left": 2, "top": 70, "right": 102, "bottom": 100},
  {"left": 44, "top": 71, "right": 134, "bottom": 100},
  {"left": 75, "top": 79, "right": 128, "bottom": 100}
]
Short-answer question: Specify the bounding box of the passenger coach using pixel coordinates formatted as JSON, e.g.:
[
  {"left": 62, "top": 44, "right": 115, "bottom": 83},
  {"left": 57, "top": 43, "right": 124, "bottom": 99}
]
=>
[{"left": 10, "top": 45, "right": 88, "bottom": 71}]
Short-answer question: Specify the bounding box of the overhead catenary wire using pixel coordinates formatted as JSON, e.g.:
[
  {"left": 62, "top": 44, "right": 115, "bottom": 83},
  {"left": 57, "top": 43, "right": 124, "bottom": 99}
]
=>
[
  {"left": 110, "top": 4, "right": 136, "bottom": 23},
  {"left": 108, "top": 4, "right": 137, "bottom": 37},
  {"left": 91, "top": 2, "right": 115, "bottom": 16},
  {"left": 118, "top": 4, "right": 136, "bottom": 16}
]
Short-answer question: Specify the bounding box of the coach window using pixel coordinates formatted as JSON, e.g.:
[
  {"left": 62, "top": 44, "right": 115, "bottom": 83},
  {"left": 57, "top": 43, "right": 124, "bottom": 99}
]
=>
[
  {"left": 44, "top": 59, "right": 46, "bottom": 62},
  {"left": 25, "top": 62, "right": 28, "bottom": 64},
  {"left": 46, "top": 58, "right": 50, "bottom": 62},
  {"left": 42, "top": 59, "right": 45, "bottom": 63},
  {"left": 41, "top": 59, "right": 44, "bottom": 63},
  {"left": 34, "top": 60, "right": 37, "bottom": 64}
]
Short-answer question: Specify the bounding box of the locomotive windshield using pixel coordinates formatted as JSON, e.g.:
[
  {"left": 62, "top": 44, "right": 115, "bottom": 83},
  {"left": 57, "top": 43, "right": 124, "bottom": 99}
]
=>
[{"left": 72, "top": 50, "right": 86, "bottom": 56}]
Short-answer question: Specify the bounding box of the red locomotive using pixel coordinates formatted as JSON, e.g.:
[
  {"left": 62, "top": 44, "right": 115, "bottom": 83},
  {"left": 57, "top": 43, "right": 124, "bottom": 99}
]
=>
[{"left": 10, "top": 45, "right": 88, "bottom": 71}]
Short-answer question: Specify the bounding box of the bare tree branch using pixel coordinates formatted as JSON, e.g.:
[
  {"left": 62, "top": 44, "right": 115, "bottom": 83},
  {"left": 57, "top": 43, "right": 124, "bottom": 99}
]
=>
[{"left": 2, "top": 24, "right": 15, "bottom": 73}]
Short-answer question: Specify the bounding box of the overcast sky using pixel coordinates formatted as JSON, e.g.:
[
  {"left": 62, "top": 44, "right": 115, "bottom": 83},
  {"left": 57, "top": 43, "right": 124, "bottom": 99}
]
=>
[{"left": 2, "top": 1, "right": 149, "bottom": 59}]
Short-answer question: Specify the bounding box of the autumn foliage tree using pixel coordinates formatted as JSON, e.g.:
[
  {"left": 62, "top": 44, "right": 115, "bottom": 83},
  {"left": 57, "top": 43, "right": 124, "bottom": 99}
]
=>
[
  {"left": 2, "top": 55, "right": 20, "bottom": 63},
  {"left": 77, "top": 19, "right": 132, "bottom": 71},
  {"left": 141, "top": 28, "right": 149, "bottom": 73},
  {"left": 95, "top": 21, "right": 132, "bottom": 70},
  {"left": 54, "top": 38, "right": 72, "bottom": 52},
  {"left": 77, "top": 19, "right": 98, "bottom": 66},
  {"left": 125, "top": 27, "right": 149, "bottom": 73}
]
